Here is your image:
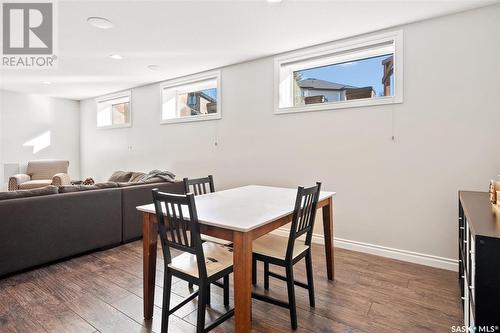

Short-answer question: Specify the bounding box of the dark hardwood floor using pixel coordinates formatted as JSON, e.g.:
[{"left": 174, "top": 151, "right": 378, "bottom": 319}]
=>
[{"left": 0, "top": 241, "right": 462, "bottom": 332}]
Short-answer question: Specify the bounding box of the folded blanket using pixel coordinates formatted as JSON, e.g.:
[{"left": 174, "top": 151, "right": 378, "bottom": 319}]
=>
[{"left": 143, "top": 169, "right": 176, "bottom": 183}]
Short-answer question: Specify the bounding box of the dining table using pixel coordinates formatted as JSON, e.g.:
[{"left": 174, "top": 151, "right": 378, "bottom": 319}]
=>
[{"left": 136, "top": 184, "right": 336, "bottom": 332}]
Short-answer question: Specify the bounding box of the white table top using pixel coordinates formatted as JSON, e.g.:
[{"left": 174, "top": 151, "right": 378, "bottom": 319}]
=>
[{"left": 136, "top": 185, "right": 335, "bottom": 232}]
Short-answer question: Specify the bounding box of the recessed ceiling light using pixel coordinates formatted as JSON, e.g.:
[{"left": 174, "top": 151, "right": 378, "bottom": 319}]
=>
[
  {"left": 87, "top": 17, "right": 114, "bottom": 29},
  {"left": 147, "top": 65, "right": 160, "bottom": 71},
  {"left": 42, "top": 81, "right": 51, "bottom": 85},
  {"left": 109, "top": 54, "right": 123, "bottom": 60},
  {"left": 267, "top": 0, "right": 283, "bottom": 3}
]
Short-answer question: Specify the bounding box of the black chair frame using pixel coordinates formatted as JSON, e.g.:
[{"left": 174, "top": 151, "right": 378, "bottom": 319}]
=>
[
  {"left": 152, "top": 189, "right": 234, "bottom": 333},
  {"left": 183, "top": 175, "right": 215, "bottom": 196},
  {"left": 183, "top": 175, "right": 227, "bottom": 291},
  {"left": 251, "top": 182, "right": 322, "bottom": 330}
]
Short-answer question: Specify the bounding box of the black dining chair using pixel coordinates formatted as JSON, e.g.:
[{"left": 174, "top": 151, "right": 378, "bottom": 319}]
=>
[
  {"left": 183, "top": 175, "right": 233, "bottom": 293},
  {"left": 183, "top": 176, "right": 232, "bottom": 245},
  {"left": 152, "top": 189, "right": 234, "bottom": 333},
  {"left": 183, "top": 175, "right": 215, "bottom": 196},
  {"left": 251, "top": 182, "right": 321, "bottom": 330}
]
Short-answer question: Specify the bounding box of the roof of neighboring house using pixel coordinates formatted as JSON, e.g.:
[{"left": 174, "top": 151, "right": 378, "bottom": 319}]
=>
[
  {"left": 298, "top": 78, "right": 357, "bottom": 90},
  {"left": 190, "top": 91, "right": 216, "bottom": 103},
  {"left": 345, "top": 86, "right": 374, "bottom": 92}
]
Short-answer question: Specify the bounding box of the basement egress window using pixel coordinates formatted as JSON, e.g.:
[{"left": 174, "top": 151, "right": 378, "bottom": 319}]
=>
[
  {"left": 275, "top": 31, "right": 403, "bottom": 114},
  {"left": 96, "top": 91, "right": 131, "bottom": 129},
  {"left": 161, "top": 71, "right": 221, "bottom": 124}
]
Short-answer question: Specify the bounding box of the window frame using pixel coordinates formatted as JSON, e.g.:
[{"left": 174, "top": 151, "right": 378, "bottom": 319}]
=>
[
  {"left": 95, "top": 90, "right": 132, "bottom": 129},
  {"left": 160, "top": 70, "right": 222, "bottom": 125},
  {"left": 274, "top": 30, "right": 403, "bottom": 115}
]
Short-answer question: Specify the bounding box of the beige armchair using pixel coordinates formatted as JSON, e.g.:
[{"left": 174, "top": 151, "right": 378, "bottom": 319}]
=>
[{"left": 8, "top": 160, "right": 71, "bottom": 191}]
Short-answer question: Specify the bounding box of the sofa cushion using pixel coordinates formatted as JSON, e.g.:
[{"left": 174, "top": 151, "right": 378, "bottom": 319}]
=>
[
  {"left": 109, "top": 171, "right": 133, "bottom": 182},
  {"left": 95, "top": 182, "right": 118, "bottom": 189},
  {"left": 18, "top": 179, "right": 52, "bottom": 190},
  {"left": 59, "top": 182, "right": 118, "bottom": 193},
  {"left": 27, "top": 160, "right": 69, "bottom": 180},
  {"left": 0, "top": 185, "right": 59, "bottom": 201}
]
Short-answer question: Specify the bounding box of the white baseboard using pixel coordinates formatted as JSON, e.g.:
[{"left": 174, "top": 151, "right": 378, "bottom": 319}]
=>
[{"left": 271, "top": 227, "right": 458, "bottom": 272}]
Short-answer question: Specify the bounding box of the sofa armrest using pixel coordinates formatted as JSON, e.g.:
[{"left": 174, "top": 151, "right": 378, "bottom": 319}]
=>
[
  {"left": 8, "top": 174, "right": 31, "bottom": 191},
  {"left": 52, "top": 173, "right": 71, "bottom": 186}
]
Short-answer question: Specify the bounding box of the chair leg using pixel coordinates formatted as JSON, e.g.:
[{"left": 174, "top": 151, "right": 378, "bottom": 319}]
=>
[
  {"left": 252, "top": 257, "right": 257, "bottom": 286},
  {"left": 223, "top": 275, "right": 229, "bottom": 306},
  {"left": 305, "top": 251, "right": 315, "bottom": 308},
  {"left": 264, "top": 262, "right": 269, "bottom": 290},
  {"left": 161, "top": 271, "right": 172, "bottom": 333},
  {"left": 286, "top": 265, "right": 297, "bottom": 330},
  {"left": 196, "top": 283, "right": 207, "bottom": 333},
  {"left": 206, "top": 284, "right": 211, "bottom": 306}
]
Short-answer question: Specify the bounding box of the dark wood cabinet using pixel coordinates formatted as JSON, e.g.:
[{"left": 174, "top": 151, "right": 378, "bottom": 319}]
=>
[{"left": 459, "top": 191, "right": 500, "bottom": 329}]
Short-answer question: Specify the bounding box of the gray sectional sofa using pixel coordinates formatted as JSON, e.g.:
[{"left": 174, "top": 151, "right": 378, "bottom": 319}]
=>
[{"left": 0, "top": 180, "right": 184, "bottom": 277}]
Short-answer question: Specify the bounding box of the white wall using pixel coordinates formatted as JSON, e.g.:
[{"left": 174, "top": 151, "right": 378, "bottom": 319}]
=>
[
  {"left": 80, "top": 5, "right": 500, "bottom": 265},
  {"left": 0, "top": 91, "right": 3, "bottom": 187},
  {"left": 0, "top": 90, "right": 80, "bottom": 188}
]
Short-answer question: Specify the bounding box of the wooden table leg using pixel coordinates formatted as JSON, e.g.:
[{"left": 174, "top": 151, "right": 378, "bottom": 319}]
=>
[
  {"left": 143, "top": 213, "right": 158, "bottom": 319},
  {"left": 322, "top": 197, "right": 335, "bottom": 280},
  {"left": 232, "top": 231, "right": 253, "bottom": 333}
]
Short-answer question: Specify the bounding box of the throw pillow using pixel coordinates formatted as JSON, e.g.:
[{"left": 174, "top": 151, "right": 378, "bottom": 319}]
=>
[
  {"left": 129, "top": 172, "right": 146, "bottom": 182},
  {"left": 109, "top": 171, "right": 133, "bottom": 182},
  {"left": 82, "top": 177, "right": 95, "bottom": 185}
]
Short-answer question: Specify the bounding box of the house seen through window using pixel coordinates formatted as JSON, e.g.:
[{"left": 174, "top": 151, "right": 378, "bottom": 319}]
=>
[
  {"left": 178, "top": 88, "right": 217, "bottom": 117},
  {"left": 275, "top": 31, "right": 402, "bottom": 113},
  {"left": 293, "top": 54, "right": 394, "bottom": 107},
  {"left": 96, "top": 92, "right": 131, "bottom": 128},
  {"left": 161, "top": 72, "right": 221, "bottom": 123}
]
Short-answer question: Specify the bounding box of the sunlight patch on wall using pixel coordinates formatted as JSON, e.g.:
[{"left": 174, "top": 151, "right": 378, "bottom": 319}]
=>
[{"left": 23, "top": 131, "right": 51, "bottom": 153}]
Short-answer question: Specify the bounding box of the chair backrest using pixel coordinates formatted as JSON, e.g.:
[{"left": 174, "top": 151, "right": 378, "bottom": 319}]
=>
[
  {"left": 27, "top": 160, "right": 69, "bottom": 180},
  {"left": 183, "top": 175, "right": 215, "bottom": 196},
  {"left": 152, "top": 189, "right": 208, "bottom": 278},
  {"left": 286, "top": 182, "right": 322, "bottom": 261}
]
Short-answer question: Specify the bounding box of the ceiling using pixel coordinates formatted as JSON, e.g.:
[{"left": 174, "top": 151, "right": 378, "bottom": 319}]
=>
[{"left": 0, "top": 0, "right": 497, "bottom": 101}]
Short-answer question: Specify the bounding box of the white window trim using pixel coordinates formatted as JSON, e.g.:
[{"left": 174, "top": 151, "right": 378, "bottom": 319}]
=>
[
  {"left": 274, "top": 30, "right": 403, "bottom": 115},
  {"left": 95, "top": 90, "right": 132, "bottom": 129},
  {"left": 160, "top": 70, "right": 221, "bottom": 125}
]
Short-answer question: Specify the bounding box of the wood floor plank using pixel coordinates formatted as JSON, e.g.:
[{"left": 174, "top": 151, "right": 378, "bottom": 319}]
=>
[
  {"left": 5, "top": 281, "right": 95, "bottom": 333},
  {"left": 0, "top": 240, "right": 463, "bottom": 333},
  {"left": 0, "top": 289, "right": 48, "bottom": 333},
  {"left": 111, "top": 293, "right": 196, "bottom": 333},
  {"left": 66, "top": 294, "right": 149, "bottom": 333}
]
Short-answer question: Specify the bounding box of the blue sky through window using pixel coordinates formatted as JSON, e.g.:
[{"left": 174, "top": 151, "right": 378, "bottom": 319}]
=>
[{"left": 296, "top": 54, "right": 393, "bottom": 97}]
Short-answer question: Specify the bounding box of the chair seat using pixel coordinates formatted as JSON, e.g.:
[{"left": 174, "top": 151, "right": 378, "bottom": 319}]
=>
[
  {"left": 253, "top": 234, "right": 309, "bottom": 260},
  {"left": 168, "top": 242, "right": 233, "bottom": 278},
  {"left": 18, "top": 180, "right": 52, "bottom": 190},
  {"left": 201, "top": 234, "right": 232, "bottom": 246}
]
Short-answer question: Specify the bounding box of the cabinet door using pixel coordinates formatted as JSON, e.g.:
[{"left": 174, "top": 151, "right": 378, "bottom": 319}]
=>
[
  {"left": 464, "top": 275, "right": 470, "bottom": 327},
  {"left": 466, "top": 221, "right": 471, "bottom": 280},
  {"left": 470, "top": 236, "right": 476, "bottom": 303}
]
